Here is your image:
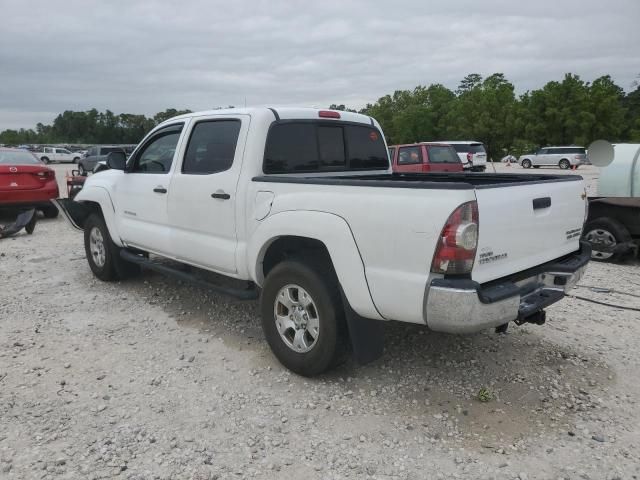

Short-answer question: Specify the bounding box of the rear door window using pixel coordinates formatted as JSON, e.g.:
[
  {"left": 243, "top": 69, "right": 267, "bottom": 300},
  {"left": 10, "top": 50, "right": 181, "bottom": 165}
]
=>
[
  {"left": 182, "top": 120, "right": 241, "bottom": 174},
  {"left": 426, "top": 145, "right": 460, "bottom": 163},
  {"left": 263, "top": 122, "right": 388, "bottom": 174},
  {"left": 397, "top": 146, "right": 422, "bottom": 165}
]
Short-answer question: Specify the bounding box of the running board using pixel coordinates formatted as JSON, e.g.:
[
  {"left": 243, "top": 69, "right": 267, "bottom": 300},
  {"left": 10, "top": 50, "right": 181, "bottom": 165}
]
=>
[{"left": 119, "top": 249, "right": 259, "bottom": 300}]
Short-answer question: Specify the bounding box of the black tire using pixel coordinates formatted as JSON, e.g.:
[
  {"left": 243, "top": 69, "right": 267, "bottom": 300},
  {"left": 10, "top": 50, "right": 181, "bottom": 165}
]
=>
[
  {"left": 84, "top": 213, "right": 140, "bottom": 281},
  {"left": 559, "top": 159, "right": 571, "bottom": 170},
  {"left": 260, "top": 259, "right": 347, "bottom": 376},
  {"left": 583, "top": 217, "right": 632, "bottom": 262},
  {"left": 41, "top": 157, "right": 50, "bottom": 164},
  {"left": 521, "top": 159, "right": 532, "bottom": 169},
  {"left": 78, "top": 164, "right": 86, "bottom": 175},
  {"left": 73, "top": 157, "right": 80, "bottom": 164},
  {"left": 41, "top": 203, "right": 59, "bottom": 218}
]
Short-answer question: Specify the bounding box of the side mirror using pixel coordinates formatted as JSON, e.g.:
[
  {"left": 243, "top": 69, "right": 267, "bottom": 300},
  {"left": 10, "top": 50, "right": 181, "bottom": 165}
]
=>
[{"left": 106, "top": 151, "right": 127, "bottom": 170}]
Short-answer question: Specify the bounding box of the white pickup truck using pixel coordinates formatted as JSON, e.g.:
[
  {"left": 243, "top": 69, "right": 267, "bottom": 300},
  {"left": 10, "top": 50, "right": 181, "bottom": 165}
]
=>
[
  {"left": 58, "top": 107, "right": 590, "bottom": 376},
  {"left": 37, "top": 146, "right": 81, "bottom": 164}
]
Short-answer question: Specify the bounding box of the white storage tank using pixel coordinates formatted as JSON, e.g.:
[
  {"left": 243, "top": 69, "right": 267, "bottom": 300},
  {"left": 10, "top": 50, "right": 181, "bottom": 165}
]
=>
[{"left": 597, "top": 143, "right": 640, "bottom": 197}]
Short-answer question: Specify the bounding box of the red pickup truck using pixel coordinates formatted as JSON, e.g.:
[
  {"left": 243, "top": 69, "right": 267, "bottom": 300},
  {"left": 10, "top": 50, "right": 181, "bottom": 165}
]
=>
[{"left": 388, "top": 142, "right": 464, "bottom": 173}]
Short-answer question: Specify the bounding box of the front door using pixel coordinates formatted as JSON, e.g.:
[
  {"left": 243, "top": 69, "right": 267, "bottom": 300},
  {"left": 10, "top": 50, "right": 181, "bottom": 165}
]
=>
[
  {"left": 113, "top": 123, "right": 185, "bottom": 255},
  {"left": 395, "top": 145, "right": 423, "bottom": 173},
  {"left": 167, "top": 115, "right": 248, "bottom": 273}
]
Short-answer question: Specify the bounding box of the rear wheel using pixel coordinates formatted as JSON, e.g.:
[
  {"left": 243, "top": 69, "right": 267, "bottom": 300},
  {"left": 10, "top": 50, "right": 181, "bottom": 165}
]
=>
[
  {"left": 559, "top": 159, "right": 571, "bottom": 170},
  {"left": 84, "top": 213, "right": 140, "bottom": 281},
  {"left": 521, "top": 159, "right": 532, "bottom": 169},
  {"left": 584, "top": 217, "right": 631, "bottom": 262},
  {"left": 78, "top": 164, "right": 86, "bottom": 175},
  {"left": 261, "top": 259, "right": 347, "bottom": 376},
  {"left": 73, "top": 157, "right": 80, "bottom": 164}
]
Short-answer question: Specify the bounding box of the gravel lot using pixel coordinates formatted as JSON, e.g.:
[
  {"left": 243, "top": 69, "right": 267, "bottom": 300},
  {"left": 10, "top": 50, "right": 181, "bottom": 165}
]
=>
[{"left": 1, "top": 164, "right": 639, "bottom": 480}]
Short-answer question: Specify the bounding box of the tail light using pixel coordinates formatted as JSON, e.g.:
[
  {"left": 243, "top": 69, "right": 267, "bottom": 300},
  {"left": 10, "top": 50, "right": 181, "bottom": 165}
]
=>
[
  {"left": 466, "top": 152, "right": 473, "bottom": 163},
  {"left": 35, "top": 170, "right": 55, "bottom": 180},
  {"left": 431, "top": 201, "right": 479, "bottom": 275}
]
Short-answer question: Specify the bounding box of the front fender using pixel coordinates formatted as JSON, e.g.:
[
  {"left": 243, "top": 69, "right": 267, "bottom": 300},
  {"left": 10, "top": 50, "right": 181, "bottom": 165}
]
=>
[
  {"left": 74, "top": 186, "right": 123, "bottom": 247},
  {"left": 247, "top": 210, "right": 384, "bottom": 321}
]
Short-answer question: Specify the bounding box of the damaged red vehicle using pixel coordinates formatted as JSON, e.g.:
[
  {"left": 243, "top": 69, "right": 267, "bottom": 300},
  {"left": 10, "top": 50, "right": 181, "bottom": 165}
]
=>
[{"left": 0, "top": 148, "right": 59, "bottom": 218}]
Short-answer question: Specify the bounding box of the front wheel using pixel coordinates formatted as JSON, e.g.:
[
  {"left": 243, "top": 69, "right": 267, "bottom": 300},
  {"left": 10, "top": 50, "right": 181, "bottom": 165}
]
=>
[
  {"left": 559, "top": 159, "right": 571, "bottom": 170},
  {"left": 521, "top": 159, "right": 532, "bottom": 169},
  {"left": 41, "top": 157, "right": 50, "bottom": 164},
  {"left": 260, "top": 260, "right": 347, "bottom": 376},
  {"left": 73, "top": 157, "right": 80, "bottom": 164},
  {"left": 84, "top": 213, "right": 140, "bottom": 281},
  {"left": 78, "top": 164, "right": 86, "bottom": 175}
]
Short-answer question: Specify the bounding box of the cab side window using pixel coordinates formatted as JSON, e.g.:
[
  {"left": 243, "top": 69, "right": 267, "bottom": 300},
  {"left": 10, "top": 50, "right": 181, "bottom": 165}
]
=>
[
  {"left": 131, "top": 124, "right": 183, "bottom": 173},
  {"left": 182, "top": 120, "right": 241, "bottom": 174}
]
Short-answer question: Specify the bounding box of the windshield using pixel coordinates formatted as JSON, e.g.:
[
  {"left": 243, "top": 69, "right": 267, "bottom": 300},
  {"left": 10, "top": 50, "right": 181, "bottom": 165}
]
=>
[{"left": 0, "top": 150, "right": 41, "bottom": 165}]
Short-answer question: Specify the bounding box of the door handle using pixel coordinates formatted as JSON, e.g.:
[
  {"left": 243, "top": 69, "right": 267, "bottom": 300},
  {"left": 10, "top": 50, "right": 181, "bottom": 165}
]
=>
[
  {"left": 211, "top": 192, "right": 231, "bottom": 200},
  {"left": 153, "top": 187, "right": 167, "bottom": 194},
  {"left": 532, "top": 197, "right": 551, "bottom": 209}
]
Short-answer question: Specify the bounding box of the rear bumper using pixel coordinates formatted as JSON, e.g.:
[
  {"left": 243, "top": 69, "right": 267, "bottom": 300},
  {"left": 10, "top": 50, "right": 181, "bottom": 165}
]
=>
[{"left": 425, "top": 241, "right": 591, "bottom": 333}]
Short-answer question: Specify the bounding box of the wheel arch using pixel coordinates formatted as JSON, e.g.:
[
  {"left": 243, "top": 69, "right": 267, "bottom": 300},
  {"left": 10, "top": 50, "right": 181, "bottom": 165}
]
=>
[
  {"left": 75, "top": 186, "right": 123, "bottom": 246},
  {"left": 247, "top": 211, "right": 384, "bottom": 320}
]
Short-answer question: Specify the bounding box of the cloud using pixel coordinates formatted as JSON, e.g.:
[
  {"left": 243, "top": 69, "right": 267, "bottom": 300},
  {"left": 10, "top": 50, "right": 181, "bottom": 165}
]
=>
[{"left": 1, "top": 0, "right": 639, "bottom": 130}]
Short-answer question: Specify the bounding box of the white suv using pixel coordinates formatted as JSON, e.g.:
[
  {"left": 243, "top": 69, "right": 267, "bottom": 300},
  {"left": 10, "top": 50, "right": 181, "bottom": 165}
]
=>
[
  {"left": 438, "top": 141, "right": 487, "bottom": 172},
  {"left": 519, "top": 146, "right": 586, "bottom": 169}
]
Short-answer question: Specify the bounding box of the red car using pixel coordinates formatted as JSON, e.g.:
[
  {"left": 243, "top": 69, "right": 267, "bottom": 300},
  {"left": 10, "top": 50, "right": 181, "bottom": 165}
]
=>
[
  {"left": 388, "top": 142, "right": 464, "bottom": 173},
  {"left": 0, "top": 148, "right": 59, "bottom": 218}
]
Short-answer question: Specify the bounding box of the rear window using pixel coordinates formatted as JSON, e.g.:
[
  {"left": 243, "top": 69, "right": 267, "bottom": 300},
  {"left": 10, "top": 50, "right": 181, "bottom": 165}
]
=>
[
  {"left": 263, "top": 122, "right": 388, "bottom": 174},
  {"left": 0, "top": 150, "right": 40, "bottom": 165},
  {"left": 451, "top": 143, "right": 485, "bottom": 154},
  {"left": 426, "top": 145, "right": 461, "bottom": 164}
]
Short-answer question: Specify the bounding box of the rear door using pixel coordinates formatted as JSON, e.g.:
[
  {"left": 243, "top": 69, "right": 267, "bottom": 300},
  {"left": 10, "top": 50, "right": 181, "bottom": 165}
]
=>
[
  {"left": 168, "top": 115, "right": 248, "bottom": 273},
  {"left": 113, "top": 123, "right": 185, "bottom": 255},
  {"left": 472, "top": 179, "right": 587, "bottom": 283}
]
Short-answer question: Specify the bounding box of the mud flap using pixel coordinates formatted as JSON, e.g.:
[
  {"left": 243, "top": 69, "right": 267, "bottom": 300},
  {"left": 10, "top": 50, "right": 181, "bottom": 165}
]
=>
[
  {"left": 53, "top": 198, "right": 91, "bottom": 231},
  {"left": 0, "top": 209, "right": 36, "bottom": 238},
  {"left": 340, "top": 292, "right": 385, "bottom": 365}
]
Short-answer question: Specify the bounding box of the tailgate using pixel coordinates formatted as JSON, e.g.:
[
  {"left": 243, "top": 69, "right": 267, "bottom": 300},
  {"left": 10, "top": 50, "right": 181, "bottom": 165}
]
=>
[
  {"left": 472, "top": 179, "right": 586, "bottom": 283},
  {"left": 472, "top": 152, "right": 487, "bottom": 166}
]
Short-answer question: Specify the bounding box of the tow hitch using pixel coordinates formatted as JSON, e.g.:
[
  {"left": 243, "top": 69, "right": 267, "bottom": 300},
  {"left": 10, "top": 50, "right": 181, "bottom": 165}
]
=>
[{"left": 515, "top": 309, "right": 546, "bottom": 326}]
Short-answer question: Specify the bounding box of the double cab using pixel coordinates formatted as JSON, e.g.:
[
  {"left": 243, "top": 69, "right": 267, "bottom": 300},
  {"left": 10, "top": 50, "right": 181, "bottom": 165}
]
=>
[{"left": 59, "top": 107, "right": 590, "bottom": 376}]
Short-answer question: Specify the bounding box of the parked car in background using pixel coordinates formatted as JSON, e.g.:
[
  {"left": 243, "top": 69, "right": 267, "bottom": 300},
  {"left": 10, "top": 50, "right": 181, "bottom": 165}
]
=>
[
  {"left": 437, "top": 141, "right": 487, "bottom": 171},
  {"left": 519, "top": 146, "right": 586, "bottom": 169},
  {"left": 78, "top": 145, "right": 126, "bottom": 175},
  {"left": 0, "top": 148, "right": 59, "bottom": 218},
  {"left": 389, "top": 142, "right": 464, "bottom": 173},
  {"left": 37, "top": 146, "right": 81, "bottom": 164}
]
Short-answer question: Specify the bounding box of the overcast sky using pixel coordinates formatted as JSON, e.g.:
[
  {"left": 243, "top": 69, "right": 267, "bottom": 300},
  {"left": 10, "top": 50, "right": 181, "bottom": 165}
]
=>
[{"left": 1, "top": 0, "right": 639, "bottom": 131}]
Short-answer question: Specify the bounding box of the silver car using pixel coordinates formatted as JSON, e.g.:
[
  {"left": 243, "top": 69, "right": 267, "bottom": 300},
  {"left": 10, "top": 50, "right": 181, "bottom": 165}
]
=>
[{"left": 519, "top": 146, "right": 586, "bottom": 169}]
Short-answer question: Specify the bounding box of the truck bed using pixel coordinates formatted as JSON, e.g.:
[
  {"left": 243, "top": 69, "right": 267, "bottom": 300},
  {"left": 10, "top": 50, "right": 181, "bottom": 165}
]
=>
[{"left": 253, "top": 172, "right": 583, "bottom": 190}]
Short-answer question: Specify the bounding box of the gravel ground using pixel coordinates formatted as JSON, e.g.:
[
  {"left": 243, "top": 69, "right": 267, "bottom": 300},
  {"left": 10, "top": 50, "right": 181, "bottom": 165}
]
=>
[{"left": 1, "top": 165, "right": 639, "bottom": 480}]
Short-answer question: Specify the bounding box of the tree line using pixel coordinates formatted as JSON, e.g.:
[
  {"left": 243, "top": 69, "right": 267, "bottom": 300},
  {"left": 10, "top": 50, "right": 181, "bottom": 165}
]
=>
[{"left": 2, "top": 73, "right": 639, "bottom": 160}]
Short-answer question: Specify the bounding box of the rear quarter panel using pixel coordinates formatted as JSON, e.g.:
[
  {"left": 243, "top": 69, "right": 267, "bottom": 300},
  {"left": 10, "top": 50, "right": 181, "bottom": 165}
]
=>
[{"left": 246, "top": 180, "right": 475, "bottom": 323}]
